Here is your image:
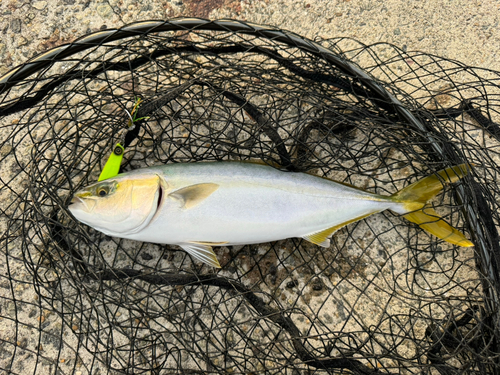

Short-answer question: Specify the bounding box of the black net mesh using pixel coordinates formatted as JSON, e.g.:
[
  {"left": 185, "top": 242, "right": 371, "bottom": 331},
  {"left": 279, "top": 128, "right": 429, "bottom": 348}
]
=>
[{"left": 0, "top": 19, "right": 499, "bottom": 374}]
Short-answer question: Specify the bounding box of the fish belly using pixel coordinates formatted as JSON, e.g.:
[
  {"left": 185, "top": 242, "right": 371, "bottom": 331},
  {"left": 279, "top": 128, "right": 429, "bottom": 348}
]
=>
[{"left": 128, "top": 163, "right": 392, "bottom": 245}]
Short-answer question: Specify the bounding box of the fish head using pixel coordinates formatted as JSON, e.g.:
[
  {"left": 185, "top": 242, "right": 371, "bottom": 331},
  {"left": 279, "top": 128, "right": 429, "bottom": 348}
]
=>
[{"left": 68, "top": 173, "right": 162, "bottom": 236}]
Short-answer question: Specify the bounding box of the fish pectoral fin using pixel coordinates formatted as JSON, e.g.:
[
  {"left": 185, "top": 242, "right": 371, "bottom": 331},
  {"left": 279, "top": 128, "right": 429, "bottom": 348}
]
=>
[
  {"left": 303, "top": 212, "right": 375, "bottom": 247},
  {"left": 169, "top": 183, "right": 219, "bottom": 209},
  {"left": 180, "top": 242, "right": 222, "bottom": 268}
]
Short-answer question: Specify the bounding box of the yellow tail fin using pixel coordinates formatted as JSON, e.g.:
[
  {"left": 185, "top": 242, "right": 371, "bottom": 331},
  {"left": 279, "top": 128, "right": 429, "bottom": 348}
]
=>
[{"left": 392, "top": 164, "right": 474, "bottom": 247}]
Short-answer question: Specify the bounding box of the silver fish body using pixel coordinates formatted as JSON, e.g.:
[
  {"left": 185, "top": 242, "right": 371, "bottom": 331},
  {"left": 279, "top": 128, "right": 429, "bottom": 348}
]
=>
[
  {"left": 69, "top": 161, "right": 473, "bottom": 267},
  {"left": 129, "top": 162, "right": 398, "bottom": 243}
]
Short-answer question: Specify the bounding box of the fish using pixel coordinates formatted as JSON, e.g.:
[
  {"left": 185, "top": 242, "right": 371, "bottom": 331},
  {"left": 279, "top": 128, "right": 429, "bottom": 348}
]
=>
[{"left": 68, "top": 161, "right": 474, "bottom": 268}]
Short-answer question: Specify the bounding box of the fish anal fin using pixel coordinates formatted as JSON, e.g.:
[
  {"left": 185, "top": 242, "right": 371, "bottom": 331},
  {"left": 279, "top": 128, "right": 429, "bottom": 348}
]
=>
[
  {"left": 303, "top": 212, "right": 374, "bottom": 247},
  {"left": 303, "top": 229, "right": 333, "bottom": 247},
  {"left": 179, "top": 242, "right": 222, "bottom": 268},
  {"left": 190, "top": 240, "right": 229, "bottom": 246},
  {"left": 169, "top": 183, "right": 219, "bottom": 209}
]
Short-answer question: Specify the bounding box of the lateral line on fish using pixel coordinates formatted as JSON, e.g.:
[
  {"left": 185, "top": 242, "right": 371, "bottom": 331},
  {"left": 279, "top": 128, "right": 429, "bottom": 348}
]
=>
[{"left": 183, "top": 178, "right": 388, "bottom": 202}]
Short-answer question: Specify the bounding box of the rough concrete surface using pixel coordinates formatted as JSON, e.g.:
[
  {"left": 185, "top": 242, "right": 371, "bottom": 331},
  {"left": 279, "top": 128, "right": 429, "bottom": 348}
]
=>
[
  {"left": 0, "top": 1, "right": 498, "bottom": 374},
  {"left": 0, "top": 0, "right": 499, "bottom": 76}
]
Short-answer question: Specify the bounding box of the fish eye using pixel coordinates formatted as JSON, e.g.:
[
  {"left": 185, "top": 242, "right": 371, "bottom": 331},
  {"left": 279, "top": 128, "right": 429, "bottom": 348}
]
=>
[{"left": 97, "top": 186, "right": 109, "bottom": 197}]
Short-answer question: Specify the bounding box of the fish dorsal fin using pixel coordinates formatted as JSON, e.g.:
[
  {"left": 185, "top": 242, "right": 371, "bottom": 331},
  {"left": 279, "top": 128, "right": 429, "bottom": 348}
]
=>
[
  {"left": 169, "top": 183, "right": 219, "bottom": 209},
  {"left": 179, "top": 242, "right": 222, "bottom": 268},
  {"left": 302, "top": 212, "right": 375, "bottom": 247}
]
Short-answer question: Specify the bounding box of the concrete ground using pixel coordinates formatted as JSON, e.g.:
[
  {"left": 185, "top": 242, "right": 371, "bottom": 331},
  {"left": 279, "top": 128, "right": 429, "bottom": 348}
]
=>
[{"left": 0, "top": 0, "right": 499, "bottom": 76}]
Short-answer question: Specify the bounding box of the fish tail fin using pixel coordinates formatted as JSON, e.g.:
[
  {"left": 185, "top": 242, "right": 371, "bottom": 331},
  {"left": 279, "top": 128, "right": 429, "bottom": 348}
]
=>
[{"left": 391, "top": 164, "right": 474, "bottom": 247}]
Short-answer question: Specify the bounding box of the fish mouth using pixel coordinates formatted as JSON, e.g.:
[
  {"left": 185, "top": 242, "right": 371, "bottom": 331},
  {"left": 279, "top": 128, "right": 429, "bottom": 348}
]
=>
[
  {"left": 68, "top": 194, "right": 94, "bottom": 213},
  {"left": 70, "top": 195, "right": 82, "bottom": 205},
  {"left": 69, "top": 194, "right": 85, "bottom": 207}
]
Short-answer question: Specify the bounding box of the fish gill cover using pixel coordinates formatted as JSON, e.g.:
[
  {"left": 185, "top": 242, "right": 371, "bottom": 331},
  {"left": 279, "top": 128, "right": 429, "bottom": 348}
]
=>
[{"left": 0, "top": 19, "right": 499, "bottom": 375}]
